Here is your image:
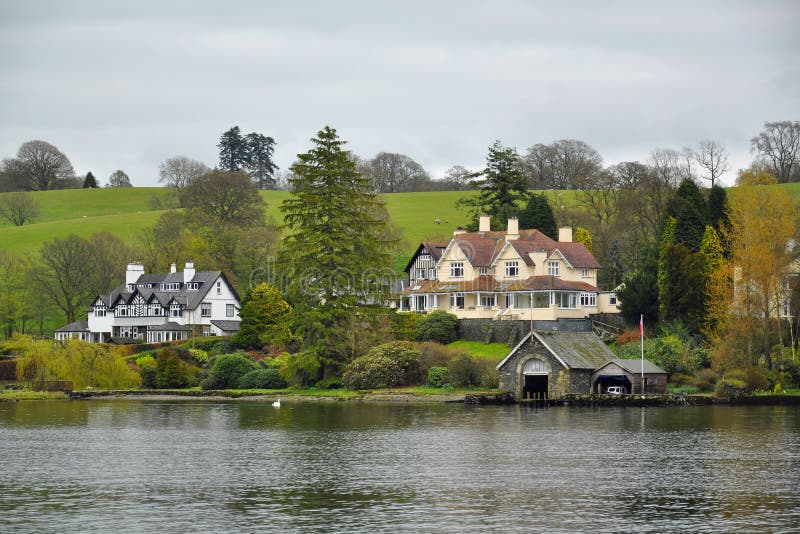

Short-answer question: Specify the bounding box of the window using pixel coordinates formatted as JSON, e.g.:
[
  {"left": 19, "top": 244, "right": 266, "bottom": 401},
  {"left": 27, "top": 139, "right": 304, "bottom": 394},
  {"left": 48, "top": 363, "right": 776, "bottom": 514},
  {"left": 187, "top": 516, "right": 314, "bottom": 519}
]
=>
[
  {"left": 480, "top": 295, "right": 496, "bottom": 307},
  {"left": 153, "top": 307, "right": 163, "bottom": 316},
  {"left": 428, "top": 268, "right": 436, "bottom": 280},
  {"left": 226, "top": 304, "right": 235, "bottom": 317},
  {"left": 127, "top": 284, "right": 135, "bottom": 291},
  {"left": 532, "top": 292, "right": 550, "bottom": 308},
  {"left": 170, "top": 305, "right": 181, "bottom": 318},
  {"left": 117, "top": 306, "right": 128, "bottom": 317},
  {"left": 419, "top": 253, "right": 431, "bottom": 261},
  {"left": 201, "top": 303, "right": 212, "bottom": 317},
  {"left": 505, "top": 261, "right": 519, "bottom": 277},
  {"left": 450, "top": 262, "right": 464, "bottom": 278},
  {"left": 556, "top": 291, "right": 577, "bottom": 309},
  {"left": 187, "top": 282, "right": 200, "bottom": 290},
  {"left": 416, "top": 268, "right": 425, "bottom": 280},
  {"left": 479, "top": 267, "right": 490, "bottom": 276},
  {"left": 95, "top": 307, "right": 106, "bottom": 317},
  {"left": 450, "top": 292, "right": 465, "bottom": 309},
  {"left": 216, "top": 281, "right": 222, "bottom": 294},
  {"left": 609, "top": 295, "right": 617, "bottom": 305},
  {"left": 580, "top": 292, "right": 597, "bottom": 307},
  {"left": 582, "top": 269, "right": 590, "bottom": 278},
  {"left": 161, "top": 283, "right": 181, "bottom": 291},
  {"left": 548, "top": 261, "right": 560, "bottom": 277},
  {"left": 514, "top": 294, "right": 530, "bottom": 309}
]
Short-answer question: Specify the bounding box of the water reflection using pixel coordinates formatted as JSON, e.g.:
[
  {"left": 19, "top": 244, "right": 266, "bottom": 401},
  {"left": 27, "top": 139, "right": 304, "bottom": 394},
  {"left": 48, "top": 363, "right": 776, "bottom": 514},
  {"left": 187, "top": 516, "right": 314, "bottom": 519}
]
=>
[{"left": 0, "top": 401, "right": 798, "bottom": 532}]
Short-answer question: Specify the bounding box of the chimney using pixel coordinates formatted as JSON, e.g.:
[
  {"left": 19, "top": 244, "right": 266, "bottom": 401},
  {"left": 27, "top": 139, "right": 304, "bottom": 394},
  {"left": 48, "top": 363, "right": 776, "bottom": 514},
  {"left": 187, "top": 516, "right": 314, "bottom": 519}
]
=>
[
  {"left": 126, "top": 262, "right": 144, "bottom": 287},
  {"left": 558, "top": 226, "right": 573, "bottom": 242},
  {"left": 170, "top": 262, "right": 177, "bottom": 274},
  {"left": 479, "top": 215, "right": 491, "bottom": 232},
  {"left": 184, "top": 261, "right": 195, "bottom": 284},
  {"left": 506, "top": 218, "right": 519, "bottom": 240},
  {"left": 453, "top": 226, "right": 466, "bottom": 236}
]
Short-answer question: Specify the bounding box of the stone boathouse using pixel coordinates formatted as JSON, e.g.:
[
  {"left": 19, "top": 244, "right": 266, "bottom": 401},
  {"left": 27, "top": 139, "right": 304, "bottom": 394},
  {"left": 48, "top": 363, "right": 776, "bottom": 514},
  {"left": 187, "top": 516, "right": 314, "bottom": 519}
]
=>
[{"left": 496, "top": 330, "right": 616, "bottom": 399}]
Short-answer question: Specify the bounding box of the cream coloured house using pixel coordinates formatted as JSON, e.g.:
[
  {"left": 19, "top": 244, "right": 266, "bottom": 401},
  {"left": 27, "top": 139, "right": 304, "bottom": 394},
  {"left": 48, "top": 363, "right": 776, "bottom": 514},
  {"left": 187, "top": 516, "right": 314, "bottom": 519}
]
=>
[{"left": 400, "top": 217, "right": 619, "bottom": 320}]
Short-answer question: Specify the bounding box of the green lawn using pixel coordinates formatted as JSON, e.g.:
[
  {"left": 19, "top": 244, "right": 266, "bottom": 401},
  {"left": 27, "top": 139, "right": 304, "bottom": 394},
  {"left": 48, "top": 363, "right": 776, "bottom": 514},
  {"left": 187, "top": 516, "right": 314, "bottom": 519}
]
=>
[{"left": 446, "top": 340, "right": 511, "bottom": 363}]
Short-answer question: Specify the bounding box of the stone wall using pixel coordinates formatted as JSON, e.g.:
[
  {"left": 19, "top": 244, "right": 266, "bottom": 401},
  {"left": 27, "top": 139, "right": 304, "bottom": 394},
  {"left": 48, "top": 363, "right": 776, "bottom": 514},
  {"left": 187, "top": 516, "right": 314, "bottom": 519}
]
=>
[{"left": 458, "top": 318, "right": 592, "bottom": 345}]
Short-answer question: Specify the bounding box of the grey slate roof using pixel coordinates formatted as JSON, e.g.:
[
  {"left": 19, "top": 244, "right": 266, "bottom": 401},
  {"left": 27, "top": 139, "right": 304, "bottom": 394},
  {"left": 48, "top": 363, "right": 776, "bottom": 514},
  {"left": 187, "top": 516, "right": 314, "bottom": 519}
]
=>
[
  {"left": 95, "top": 270, "right": 230, "bottom": 311},
  {"left": 148, "top": 322, "right": 192, "bottom": 332},
  {"left": 600, "top": 358, "right": 667, "bottom": 375},
  {"left": 211, "top": 320, "right": 241, "bottom": 332},
  {"left": 497, "top": 330, "right": 615, "bottom": 371},
  {"left": 55, "top": 320, "right": 89, "bottom": 333}
]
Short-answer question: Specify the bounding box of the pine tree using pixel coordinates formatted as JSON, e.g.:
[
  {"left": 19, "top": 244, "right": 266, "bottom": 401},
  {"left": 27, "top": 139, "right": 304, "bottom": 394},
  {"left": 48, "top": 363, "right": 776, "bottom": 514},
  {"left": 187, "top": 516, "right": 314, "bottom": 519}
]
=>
[
  {"left": 660, "top": 243, "right": 706, "bottom": 333},
  {"left": 518, "top": 193, "right": 557, "bottom": 239},
  {"left": 245, "top": 132, "right": 278, "bottom": 189},
  {"left": 279, "top": 126, "right": 395, "bottom": 368},
  {"left": 217, "top": 126, "right": 248, "bottom": 171},
  {"left": 657, "top": 216, "right": 676, "bottom": 321},
  {"left": 457, "top": 141, "right": 528, "bottom": 230},
  {"left": 708, "top": 184, "right": 731, "bottom": 256},
  {"left": 83, "top": 172, "right": 98, "bottom": 188}
]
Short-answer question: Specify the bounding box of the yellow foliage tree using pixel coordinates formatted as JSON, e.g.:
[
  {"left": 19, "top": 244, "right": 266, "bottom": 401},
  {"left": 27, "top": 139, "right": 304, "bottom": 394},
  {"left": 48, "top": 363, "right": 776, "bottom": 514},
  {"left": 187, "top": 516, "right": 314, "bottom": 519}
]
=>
[
  {"left": 574, "top": 226, "right": 593, "bottom": 253},
  {"left": 720, "top": 186, "right": 798, "bottom": 367}
]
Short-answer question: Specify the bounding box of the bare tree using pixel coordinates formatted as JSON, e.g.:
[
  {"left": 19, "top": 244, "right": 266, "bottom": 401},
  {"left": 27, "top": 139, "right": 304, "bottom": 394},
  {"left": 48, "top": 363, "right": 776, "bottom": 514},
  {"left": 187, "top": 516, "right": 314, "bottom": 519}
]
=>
[
  {"left": 158, "top": 156, "right": 209, "bottom": 194},
  {"left": 106, "top": 170, "right": 132, "bottom": 188},
  {"left": 751, "top": 120, "right": 800, "bottom": 183},
  {"left": 362, "top": 152, "right": 430, "bottom": 192},
  {"left": 15, "top": 140, "right": 75, "bottom": 191},
  {"left": 695, "top": 139, "right": 729, "bottom": 186},
  {"left": 33, "top": 235, "right": 96, "bottom": 323},
  {"left": 0, "top": 192, "right": 40, "bottom": 226},
  {"left": 180, "top": 170, "right": 265, "bottom": 226},
  {"left": 522, "top": 139, "right": 602, "bottom": 189},
  {"left": 441, "top": 165, "right": 479, "bottom": 190},
  {"left": 0, "top": 158, "right": 29, "bottom": 192},
  {"left": 522, "top": 143, "right": 556, "bottom": 189},
  {"left": 680, "top": 146, "right": 696, "bottom": 182}
]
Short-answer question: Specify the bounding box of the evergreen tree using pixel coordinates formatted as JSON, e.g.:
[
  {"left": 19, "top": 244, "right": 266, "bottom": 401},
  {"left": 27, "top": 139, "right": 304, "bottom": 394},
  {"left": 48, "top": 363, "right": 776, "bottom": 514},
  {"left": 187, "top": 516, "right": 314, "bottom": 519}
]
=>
[
  {"left": 708, "top": 184, "right": 731, "bottom": 255},
  {"left": 657, "top": 216, "right": 676, "bottom": 320},
  {"left": 235, "top": 283, "right": 293, "bottom": 349},
  {"left": 660, "top": 243, "right": 706, "bottom": 334},
  {"left": 457, "top": 141, "right": 528, "bottom": 230},
  {"left": 217, "top": 126, "right": 248, "bottom": 171},
  {"left": 617, "top": 247, "right": 659, "bottom": 328},
  {"left": 699, "top": 225, "right": 726, "bottom": 338},
  {"left": 83, "top": 172, "right": 98, "bottom": 188},
  {"left": 280, "top": 126, "right": 395, "bottom": 369},
  {"left": 517, "top": 193, "right": 557, "bottom": 239},
  {"left": 245, "top": 132, "right": 278, "bottom": 189},
  {"left": 669, "top": 178, "right": 707, "bottom": 252}
]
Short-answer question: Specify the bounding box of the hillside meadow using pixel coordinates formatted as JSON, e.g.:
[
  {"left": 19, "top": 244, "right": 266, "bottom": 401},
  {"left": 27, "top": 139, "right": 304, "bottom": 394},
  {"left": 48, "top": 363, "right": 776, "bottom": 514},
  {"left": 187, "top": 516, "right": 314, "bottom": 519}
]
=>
[
  {"left": 0, "top": 188, "right": 581, "bottom": 271},
  {"left": 1, "top": 184, "right": 796, "bottom": 271}
]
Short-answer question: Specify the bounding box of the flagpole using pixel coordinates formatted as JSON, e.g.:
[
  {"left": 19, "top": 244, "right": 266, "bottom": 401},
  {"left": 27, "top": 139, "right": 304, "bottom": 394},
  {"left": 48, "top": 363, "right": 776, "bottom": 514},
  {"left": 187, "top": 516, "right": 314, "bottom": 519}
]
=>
[{"left": 640, "top": 314, "right": 645, "bottom": 395}]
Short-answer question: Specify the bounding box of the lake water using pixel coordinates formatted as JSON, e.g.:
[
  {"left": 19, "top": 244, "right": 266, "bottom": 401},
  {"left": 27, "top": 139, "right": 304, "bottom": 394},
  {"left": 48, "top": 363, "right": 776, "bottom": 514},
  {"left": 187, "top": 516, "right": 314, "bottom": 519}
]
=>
[{"left": 0, "top": 400, "right": 798, "bottom": 533}]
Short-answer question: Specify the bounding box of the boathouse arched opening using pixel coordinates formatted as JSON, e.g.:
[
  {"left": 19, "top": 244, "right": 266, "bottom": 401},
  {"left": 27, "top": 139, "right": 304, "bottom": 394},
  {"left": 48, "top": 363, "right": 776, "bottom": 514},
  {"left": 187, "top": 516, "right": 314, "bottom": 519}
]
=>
[{"left": 521, "top": 357, "right": 549, "bottom": 399}]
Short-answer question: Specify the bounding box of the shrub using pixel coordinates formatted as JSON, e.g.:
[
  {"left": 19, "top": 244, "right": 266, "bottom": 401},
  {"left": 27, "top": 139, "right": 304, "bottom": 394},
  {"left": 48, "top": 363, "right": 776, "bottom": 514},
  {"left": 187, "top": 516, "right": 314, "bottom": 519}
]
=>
[
  {"left": 342, "top": 341, "right": 423, "bottom": 390},
  {"left": 724, "top": 367, "right": 769, "bottom": 392},
  {"left": 427, "top": 366, "right": 448, "bottom": 387},
  {"left": 479, "top": 365, "right": 499, "bottom": 389},
  {"left": 136, "top": 355, "right": 157, "bottom": 389},
  {"left": 782, "top": 360, "right": 800, "bottom": 387},
  {"left": 418, "top": 311, "right": 459, "bottom": 344},
  {"left": 188, "top": 349, "right": 209, "bottom": 365},
  {"left": 201, "top": 353, "right": 258, "bottom": 390},
  {"left": 237, "top": 368, "right": 287, "bottom": 389},
  {"left": 315, "top": 377, "right": 343, "bottom": 390},
  {"left": 447, "top": 354, "right": 480, "bottom": 387},
  {"left": 715, "top": 378, "right": 747, "bottom": 398},
  {"left": 390, "top": 312, "right": 422, "bottom": 341},
  {"left": 693, "top": 368, "right": 718, "bottom": 391},
  {"left": 275, "top": 350, "right": 320, "bottom": 387},
  {"left": 670, "top": 373, "right": 694, "bottom": 387},
  {"left": 417, "top": 342, "right": 460, "bottom": 372}
]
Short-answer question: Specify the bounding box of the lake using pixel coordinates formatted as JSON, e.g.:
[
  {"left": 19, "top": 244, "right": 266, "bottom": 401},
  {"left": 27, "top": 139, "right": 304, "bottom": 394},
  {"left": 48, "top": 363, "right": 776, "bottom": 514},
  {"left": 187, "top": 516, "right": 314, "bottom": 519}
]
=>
[{"left": 0, "top": 400, "right": 798, "bottom": 533}]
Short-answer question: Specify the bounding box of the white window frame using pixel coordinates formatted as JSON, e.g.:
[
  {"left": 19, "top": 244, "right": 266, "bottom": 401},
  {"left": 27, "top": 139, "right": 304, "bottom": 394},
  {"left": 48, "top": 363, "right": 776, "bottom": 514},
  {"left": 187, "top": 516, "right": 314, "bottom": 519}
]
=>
[
  {"left": 201, "top": 303, "right": 212, "bottom": 318},
  {"left": 480, "top": 295, "right": 496, "bottom": 307},
  {"left": 416, "top": 268, "right": 425, "bottom": 280},
  {"left": 450, "top": 292, "right": 465, "bottom": 309},
  {"left": 505, "top": 261, "right": 519, "bottom": 278},
  {"left": 450, "top": 262, "right": 464, "bottom": 278},
  {"left": 479, "top": 266, "right": 490, "bottom": 276},
  {"left": 580, "top": 292, "right": 597, "bottom": 307},
  {"left": 226, "top": 304, "right": 235, "bottom": 317},
  {"left": 548, "top": 261, "right": 560, "bottom": 277},
  {"left": 582, "top": 269, "right": 590, "bottom": 278},
  {"left": 428, "top": 268, "right": 436, "bottom": 280}
]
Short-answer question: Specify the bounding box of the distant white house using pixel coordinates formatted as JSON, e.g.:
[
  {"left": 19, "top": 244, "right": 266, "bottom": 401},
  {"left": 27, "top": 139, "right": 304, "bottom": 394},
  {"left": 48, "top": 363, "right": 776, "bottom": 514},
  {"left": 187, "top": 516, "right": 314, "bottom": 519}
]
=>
[{"left": 55, "top": 262, "right": 241, "bottom": 343}]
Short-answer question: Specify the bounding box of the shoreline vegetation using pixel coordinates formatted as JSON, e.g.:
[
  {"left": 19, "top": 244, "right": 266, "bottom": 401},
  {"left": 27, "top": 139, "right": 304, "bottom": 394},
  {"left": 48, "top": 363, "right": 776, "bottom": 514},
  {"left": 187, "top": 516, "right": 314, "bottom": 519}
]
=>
[{"left": 3, "top": 388, "right": 799, "bottom": 406}]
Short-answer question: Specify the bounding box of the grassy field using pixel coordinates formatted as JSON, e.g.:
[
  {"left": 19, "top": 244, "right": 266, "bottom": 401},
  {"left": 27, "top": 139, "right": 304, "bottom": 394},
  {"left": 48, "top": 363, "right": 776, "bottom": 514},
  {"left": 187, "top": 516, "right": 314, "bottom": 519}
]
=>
[
  {"left": 446, "top": 340, "right": 511, "bottom": 364},
  {"left": 1, "top": 184, "right": 795, "bottom": 271}
]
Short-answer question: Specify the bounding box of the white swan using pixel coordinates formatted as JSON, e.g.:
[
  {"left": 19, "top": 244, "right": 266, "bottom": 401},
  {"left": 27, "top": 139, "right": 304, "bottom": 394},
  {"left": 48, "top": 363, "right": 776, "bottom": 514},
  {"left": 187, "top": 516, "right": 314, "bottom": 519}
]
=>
[{"left": 272, "top": 399, "right": 281, "bottom": 408}]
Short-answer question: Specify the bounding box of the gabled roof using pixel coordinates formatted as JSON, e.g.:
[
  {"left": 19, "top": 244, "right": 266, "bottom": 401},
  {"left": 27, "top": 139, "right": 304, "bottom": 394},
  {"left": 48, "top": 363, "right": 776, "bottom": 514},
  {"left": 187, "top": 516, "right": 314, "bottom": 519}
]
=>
[
  {"left": 552, "top": 242, "right": 601, "bottom": 269},
  {"left": 452, "top": 233, "right": 504, "bottom": 267},
  {"left": 403, "top": 241, "right": 448, "bottom": 273},
  {"left": 597, "top": 358, "right": 667, "bottom": 375},
  {"left": 55, "top": 320, "right": 89, "bottom": 333},
  {"left": 496, "top": 331, "right": 615, "bottom": 371}
]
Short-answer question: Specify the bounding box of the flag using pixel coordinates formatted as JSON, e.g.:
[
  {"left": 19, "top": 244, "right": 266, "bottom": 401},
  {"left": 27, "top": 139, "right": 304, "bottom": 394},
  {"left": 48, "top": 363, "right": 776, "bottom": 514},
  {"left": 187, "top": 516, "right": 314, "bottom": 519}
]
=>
[{"left": 639, "top": 314, "right": 644, "bottom": 336}]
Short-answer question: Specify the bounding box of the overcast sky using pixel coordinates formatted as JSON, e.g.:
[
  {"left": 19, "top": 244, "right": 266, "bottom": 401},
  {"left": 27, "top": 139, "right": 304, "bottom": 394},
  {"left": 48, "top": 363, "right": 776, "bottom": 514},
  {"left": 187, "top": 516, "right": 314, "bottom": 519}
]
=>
[{"left": 1, "top": 1, "right": 798, "bottom": 187}]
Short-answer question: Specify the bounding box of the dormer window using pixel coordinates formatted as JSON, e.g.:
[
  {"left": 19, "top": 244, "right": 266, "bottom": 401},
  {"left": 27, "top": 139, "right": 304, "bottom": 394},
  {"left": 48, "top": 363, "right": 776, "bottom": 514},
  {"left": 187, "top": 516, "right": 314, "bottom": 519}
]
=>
[
  {"left": 479, "top": 267, "right": 490, "bottom": 276},
  {"left": 548, "top": 261, "right": 560, "bottom": 277},
  {"left": 582, "top": 269, "right": 590, "bottom": 278},
  {"left": 170, "top": 303, "right": 181, "bottom": 317},
  {"left": 127, "top": 284, "right": 135, "bottom": 291},
  {"left": 161, "top": 283, "right": 181, "bottom": 291},
  {"left": 187, "top": 282, "right": 200, "bottom": 290}
]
